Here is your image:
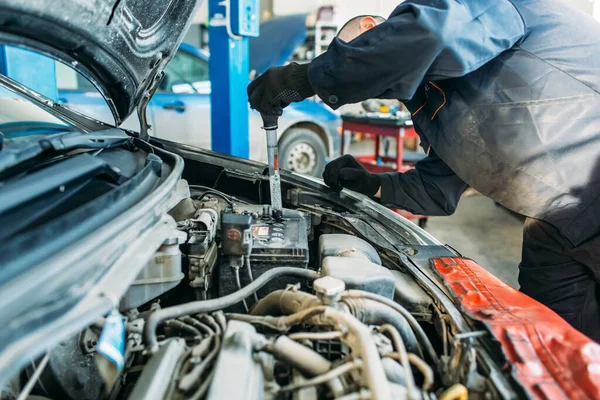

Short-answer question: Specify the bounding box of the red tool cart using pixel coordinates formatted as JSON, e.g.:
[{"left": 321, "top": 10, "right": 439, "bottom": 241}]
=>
[{"left": 341, "top": 114, "right": 429, "bottom": 228}]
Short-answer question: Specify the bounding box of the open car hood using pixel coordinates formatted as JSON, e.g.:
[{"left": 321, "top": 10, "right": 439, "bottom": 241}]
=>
[{"left": 0, "top": 0, "right": 203, "bottom": 125}]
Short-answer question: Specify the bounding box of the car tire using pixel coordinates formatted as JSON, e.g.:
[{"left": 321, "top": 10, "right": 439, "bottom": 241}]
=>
[{"left": 279, "top": 128, "right": 327, "bottom": 177}]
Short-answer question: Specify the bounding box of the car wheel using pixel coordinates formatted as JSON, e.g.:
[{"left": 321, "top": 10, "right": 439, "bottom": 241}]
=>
[{"left": 279, "top": 128, "right": 327, "bottom": 177}]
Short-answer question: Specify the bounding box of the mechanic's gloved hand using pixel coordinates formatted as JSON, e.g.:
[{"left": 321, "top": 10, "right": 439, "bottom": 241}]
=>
[
  {"left": 247, "top": 63, "right": 315, "bottom": 116},
  {"left": 323, "top": 154, "right": 382, "bottom": 196}
]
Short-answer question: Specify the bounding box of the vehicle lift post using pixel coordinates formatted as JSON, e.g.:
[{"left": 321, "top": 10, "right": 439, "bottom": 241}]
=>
[
  {"left": 208, "top": 0, "right": 259, "bottom": 159},
  {"left": 209, "top": 0, "right": 282, "bottom": 216}
]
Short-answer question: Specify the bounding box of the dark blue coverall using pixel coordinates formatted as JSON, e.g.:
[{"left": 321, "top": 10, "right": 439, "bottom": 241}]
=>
[{"left": 309, "top": 0, "right": 600, "bottom": 341}]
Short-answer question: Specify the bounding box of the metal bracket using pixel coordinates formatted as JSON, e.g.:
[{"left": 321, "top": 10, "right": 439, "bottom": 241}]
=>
[
  {"left": 217, "top": 0, "right": 244, "bottom": 40},
  {"left": 78, "top": 328, "right": 99, "bottom": 354},
  {"left": 442, "top": 330, "right": 489, "bottom": 393}
]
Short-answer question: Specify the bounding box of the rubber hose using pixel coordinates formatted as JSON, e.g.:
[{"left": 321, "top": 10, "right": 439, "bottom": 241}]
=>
[
  {"left": 322, "top": 308, "right": 392, "bottom": 400},
  {"left": 342, "top": 291, "right": 439, "bottom": 365},
  {"left": 166, "top": 320, "right": 201, "bottom": 337},
  {"left": 145, "top": 267, "right": 319, "bottom": 351},
  {"left": 250, "top": 290, "right": 423, "bottom": 357},
  {"left": 250, "top": 289, "right": 320, "bottom": 316},
  {"left": 271, "top": 336, "right": 345, "bottom": 396},
  {"left": 342, "top": 297, "right": 423, "bottom": 358}
]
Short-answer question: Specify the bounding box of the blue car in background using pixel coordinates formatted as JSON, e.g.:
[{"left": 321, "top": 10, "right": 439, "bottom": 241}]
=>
[{"left": 55, "top": 15, "right": 343, "bottom": 176}]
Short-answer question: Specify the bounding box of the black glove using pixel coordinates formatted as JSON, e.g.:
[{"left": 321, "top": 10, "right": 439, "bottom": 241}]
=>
[
  {"left": 247, "top": 63, "right": 315, "bottom": 116},
  {"left": 323, "top": 154, "right": 382, "bottom": 196}
]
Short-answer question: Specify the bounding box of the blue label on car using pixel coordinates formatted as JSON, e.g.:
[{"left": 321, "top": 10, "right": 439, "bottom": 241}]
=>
[{"left": 96, "top": 310, "right": 126, "bottom": 371}]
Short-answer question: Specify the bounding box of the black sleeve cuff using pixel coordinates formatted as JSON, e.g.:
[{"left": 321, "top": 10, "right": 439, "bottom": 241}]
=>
[
  {"left": 307, "top": 56, "right": 343, "bottom": 110},
  {"left": 289, "top": 62, "right": 316, "bottom": 99},
  {"left": 379, "top": 173, "right": 398, "bottom": 207}
]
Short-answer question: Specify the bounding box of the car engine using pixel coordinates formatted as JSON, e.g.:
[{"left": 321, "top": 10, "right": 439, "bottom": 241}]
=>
[{"left": 9, "top": 182, "right": 480, "bottom": 400}]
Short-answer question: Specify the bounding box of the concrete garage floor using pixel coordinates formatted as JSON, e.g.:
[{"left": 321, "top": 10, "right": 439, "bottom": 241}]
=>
[{"left": 349, "top": 139, "right": 524, "bottom": 288}]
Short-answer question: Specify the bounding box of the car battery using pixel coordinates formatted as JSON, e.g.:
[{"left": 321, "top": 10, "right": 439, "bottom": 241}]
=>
[
  {"left": 249, "top": 209, "right": 309, "bottom": 266},
  {"left": 217, "top": 206, "right": 310, "bottom": 305}
]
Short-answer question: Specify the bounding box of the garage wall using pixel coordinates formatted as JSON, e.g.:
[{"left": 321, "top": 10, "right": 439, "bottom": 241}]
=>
[
  {"left": 572, "top": 0, "right": 594, "bottom": 14},
  {"left": 194, "top": 0, "right": 276, "bottom": 23},
  {"left": 273, "top": 0, "right": 400, "bottom": 22},
  {"left": 273, "top": 0, "right": 318, "bottom": 15},
  {"left": 194, "top": 1, "right": 209, "bottom": 23},
  {"left": 273, "top": 0, "right": 600, "bottom": 22},
  {"left": 190, "top": 0, "right": 600, "bottom": 34}
]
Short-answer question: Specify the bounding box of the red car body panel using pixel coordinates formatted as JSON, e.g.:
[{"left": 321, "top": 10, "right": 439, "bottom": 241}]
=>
[{"left": 433, "top": 257, "right": 600, "bottom": 400}]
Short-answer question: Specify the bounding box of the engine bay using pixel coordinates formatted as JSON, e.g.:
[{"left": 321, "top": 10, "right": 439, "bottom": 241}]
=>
[{"left": 7, "top": 180, "right": 500, "bottom": 400}]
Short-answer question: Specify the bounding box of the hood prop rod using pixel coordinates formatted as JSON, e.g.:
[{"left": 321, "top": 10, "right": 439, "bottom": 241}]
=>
[{"left": 137, "top": 69, "right": 164, "bottom": 142}]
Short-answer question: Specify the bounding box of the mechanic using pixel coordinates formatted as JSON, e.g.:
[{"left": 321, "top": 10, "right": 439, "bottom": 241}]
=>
[{"left": 247, "top": 0, "right": 600, "bottom": 342}]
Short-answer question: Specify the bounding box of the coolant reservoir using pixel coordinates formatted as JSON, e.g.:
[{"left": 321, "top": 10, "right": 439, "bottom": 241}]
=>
[
  {"left": 322, "top": 256, "right": 395, "bottom": 298},
  {"left": 120, "top": 230, "right": 187, "bottom": 311},
  {"left": 319, "top": 234, "right": 395, "bottom": 298},
  {"left": 319, "top": 234, "right": 381, "bottom": 265}
]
